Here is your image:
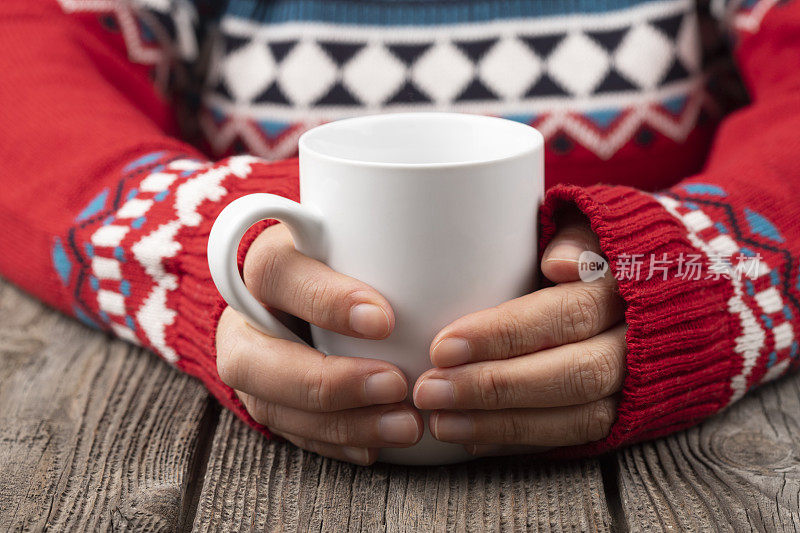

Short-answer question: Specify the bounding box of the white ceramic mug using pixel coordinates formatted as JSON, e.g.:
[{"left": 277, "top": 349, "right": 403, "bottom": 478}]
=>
[{"left": 208, "top": 113, "right": 544, "bottom": 465}]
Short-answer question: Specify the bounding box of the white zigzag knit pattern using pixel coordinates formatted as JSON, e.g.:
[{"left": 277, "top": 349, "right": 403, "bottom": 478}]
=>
[
  {"left": 57, "top": 0, "right": 198, "bottom": 90},
  {"left": 83, "top": 155, "right": 259, "bottom": 363},
  {"left": 130, "top": 156, "right": 260, "bottom": 363},
  {"left": 203, "top": 0, "right": 708, "bottom": 160},
  {"left": 655, "top": 194, "right": 782, "bottom": 404}
]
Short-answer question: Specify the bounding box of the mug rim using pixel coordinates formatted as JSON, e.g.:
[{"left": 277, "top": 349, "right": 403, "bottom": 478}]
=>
[{"left": 298, "top": 112, "right": 543, "bottom": 170}]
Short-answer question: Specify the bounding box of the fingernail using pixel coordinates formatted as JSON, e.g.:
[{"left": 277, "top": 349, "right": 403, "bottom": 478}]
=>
[
  {"left": 431, "top": 337, "right": 471, "bottom": 367},
  {"left": 342, "top": 446, "right": 370, "bottom": 465},
  {"left": 350, "top": 304, "right": 391, "bottom": 338},
  {"left": 414, "top": 379, "right": 454, "bottom": 409},
  {"left": 365, "top": 371, "right": 407, "bottom": 404},
  {"left": 431, "top": 412, "right": 473, "bottom": 442},
  {"left": 379, "top": 411, "right": 420, "bottom": 444},
  {"left": 544, "top": 241, "right": 586, "bottom": 264}
]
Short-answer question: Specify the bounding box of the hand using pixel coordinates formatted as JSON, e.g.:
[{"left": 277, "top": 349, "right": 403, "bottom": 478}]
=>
[
  {"left": 413, "top": 211, "right": 626, "bottom": 457},
  {"left": 216, "top": 224, "right": 423, "bottom": 465}
]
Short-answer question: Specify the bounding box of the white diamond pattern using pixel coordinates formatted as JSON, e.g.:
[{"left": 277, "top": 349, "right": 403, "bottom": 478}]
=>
[
  {"left": 199, "top": 7, "right": 705, "bottom": 160},
  {"left": 222, "top": 41, "right": 275, "bottom": 101},
  {"left": 278, "top": 41, "right": 338, "bottom": 106},
  {"left": 218, "top": 14, "right": 698, "bottom": 109},
  {"left": 615, "top": 24, "right": 675, "bottom": 89},
  {"left": 343, "top": 43, "right": 407, "bottom": 106},
  {"left": 479, "top": 37, "right": 542, "bottom": 99},
  {"left": 412, "top": 42, "right": 474, "bottom": 103},
  {"left": 547, "top": 33, "right": 610, "bottom": 96}
]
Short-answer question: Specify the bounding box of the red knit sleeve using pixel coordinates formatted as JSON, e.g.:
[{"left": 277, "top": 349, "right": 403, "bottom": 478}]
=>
[
  {"left": 0, "top": 0, "right": 293, "bottom": 435},
  {"left": 542, "top": 0, "right": 800, "bottom": 458}
]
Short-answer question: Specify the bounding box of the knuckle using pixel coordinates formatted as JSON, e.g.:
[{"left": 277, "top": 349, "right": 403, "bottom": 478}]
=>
[
  {"left": 248, "top": 397, "right": 278, "bottom": 427},
  {"left": 263, "top": 401, "right": 281, "bottom": 428},
  {"left": 216, "top": 337, "right": 246, "bottom": 389},
  {"left": 577, "top": 399, "right": 616, "bottom": 443},
  {"left": 302, "top": 360, "right": 335, "bottom": 411},
  {"left": 322, "top": 413, "right": 356, "bottom": 445},
  {"left": 241, "top": 252, "right": 261, "bottom": 293},
  {"left": 490, "top": 306, "right": 526, "bottom": 357},
  {"left": 558, "top": 288, "right": 601, "bottom": 342},
  {"left": 260, "top": 249, "right": 288, "bottom": 302},
  {"left": 294, "top": 275, "right": 334, "bottom": 325},
  {"left": 242, "top": 240, "right": 285, "bottom": 301},
  {"left": 476, "top": 366, "right": 510, "bottom": 409},
  {"left": 498, "top": 413, "right": 527, "bottom": 443},
  {"left": 567, "top": 347, "right": 618, "bottom": 402},
  {"left": 543, "top": 302, "right": 565, "bottom": 345}
]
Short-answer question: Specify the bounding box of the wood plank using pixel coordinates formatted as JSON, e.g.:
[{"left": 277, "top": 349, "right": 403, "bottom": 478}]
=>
[
  {"left": 0, "top": 281, "right": 213, "bottom": 531},
  {"left": 616, "top": 371, "right": 800, "bottom": 532},
  {"left": 192, "top": 409, "right": 615, "bottom": 532}
]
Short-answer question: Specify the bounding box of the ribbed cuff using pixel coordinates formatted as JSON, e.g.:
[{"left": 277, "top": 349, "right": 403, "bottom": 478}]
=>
[
  {"left": 539, "top": 184, "right": 737, "bottom": 458},
  {"left": 168, "top": 157, "right": 301, "bottom": 439}
]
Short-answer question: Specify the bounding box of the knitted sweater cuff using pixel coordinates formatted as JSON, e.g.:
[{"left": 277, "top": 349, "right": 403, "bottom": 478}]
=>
[
  {"left": 538, "top": 184, "right": 736, "bottom": 458},
  {"left": 171, "top": 156, "right": 301, "bottom": 438},
  {"left": 54, "top": 152, "right": 301, "bottom": 438}
]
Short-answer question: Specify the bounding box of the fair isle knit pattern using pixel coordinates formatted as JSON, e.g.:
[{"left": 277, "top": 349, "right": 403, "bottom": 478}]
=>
[
  {"left": 207, "top": 1, "right": 711, "bottom": 160},
  {"left": 655, "top": 187, "right": 799, "bottom": 402},
  {"left": 0, "top": 0, "right": 794, "bottom": 458},
  {"left": 57, "top": 0, "right": 199, "bottom": 91},
  {"left": 51, "top": 151, "right": 266, "bottom": 362},
  {"left": 60, "top": 0, "right": 725, "bottom": 162}
]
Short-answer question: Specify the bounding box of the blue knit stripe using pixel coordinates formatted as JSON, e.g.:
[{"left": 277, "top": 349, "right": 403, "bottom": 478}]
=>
[{"left": 226, "top": 0, "right": 660, "bottom": 25}]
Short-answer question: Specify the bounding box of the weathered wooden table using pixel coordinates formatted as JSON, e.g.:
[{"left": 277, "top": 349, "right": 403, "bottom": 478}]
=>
[{"left": 2, "top": 280, "right": 799, "bottom": 532}]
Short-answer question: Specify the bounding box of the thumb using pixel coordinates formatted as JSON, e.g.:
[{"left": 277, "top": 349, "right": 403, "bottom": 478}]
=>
[{"left": 541, "top": 211, "right": 602, "bottom": 283}]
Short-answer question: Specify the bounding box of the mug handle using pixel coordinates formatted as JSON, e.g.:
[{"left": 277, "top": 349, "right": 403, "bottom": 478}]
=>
[{"left": 207, "top": 193, "right": 327, "bottom": 344}]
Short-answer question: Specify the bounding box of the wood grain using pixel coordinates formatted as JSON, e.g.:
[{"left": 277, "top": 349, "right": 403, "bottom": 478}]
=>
[
  {"left": 616, "top": 371, "right": 800, "bottom": 532},
  {"left": 8, "top": 266, "right": 800, "bottom": 532},
  {"left": 192, "top": 409, "right": 614, "bottom": 532},
  {"left": 0, "top": 282, "right": 212, "bottom": 531}
]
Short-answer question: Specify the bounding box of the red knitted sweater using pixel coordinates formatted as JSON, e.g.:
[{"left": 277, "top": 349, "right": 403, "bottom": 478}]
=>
[{"left": 0, "top": 0, "right": 798, "bottom": 458}]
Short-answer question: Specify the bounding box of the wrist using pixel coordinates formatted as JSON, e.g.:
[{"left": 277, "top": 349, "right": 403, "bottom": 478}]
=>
[{"left": 539, "top": 184, "right": 736, "bottom": 457}]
